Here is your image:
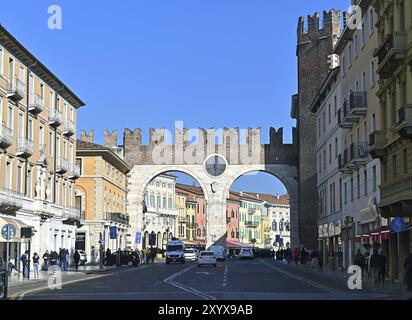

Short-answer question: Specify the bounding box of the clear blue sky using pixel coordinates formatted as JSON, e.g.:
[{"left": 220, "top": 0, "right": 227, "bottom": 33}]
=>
[{"left": 1, "top": 0, "right": 349, "bottom": 194}]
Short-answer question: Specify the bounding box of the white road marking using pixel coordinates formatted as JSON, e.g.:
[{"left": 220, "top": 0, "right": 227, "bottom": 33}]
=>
[
  {"left": 163, "top": 265, "right": 217, "bottom": 300},
  {"left": 222, "top": 265, "right": 228, "bottom": 287},
  {"left": 260, "top": 260, "right": 346, "bottom": 295}
]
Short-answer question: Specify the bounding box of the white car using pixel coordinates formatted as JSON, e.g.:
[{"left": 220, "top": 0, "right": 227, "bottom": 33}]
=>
[
  {"left": 198, "top": 251, "right": 217, "bottom": 267},
  {"left": 184, "top": 248, "right": 197, "bottom": 261},
  {"left": 239, "top": 247, "right": 254, "bottom": 260},
  {"left": 210, "top": 245, "right": 226, "bottom": 261}
]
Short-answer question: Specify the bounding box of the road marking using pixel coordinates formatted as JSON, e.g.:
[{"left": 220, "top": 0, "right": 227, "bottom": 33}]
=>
[
  {"left": 260, "top": 260, "right": 347, "bottom": 295},
  {"left": 222, "top": 265, "right": 228, "bottom": 287},
  {"left": 163, "top": 265, "right": 217, "bottom": 301}
]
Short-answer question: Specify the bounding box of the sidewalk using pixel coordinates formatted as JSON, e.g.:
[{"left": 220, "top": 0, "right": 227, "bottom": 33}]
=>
[{"left": 275, "top": 259, "right": 412, "bottom": 299}]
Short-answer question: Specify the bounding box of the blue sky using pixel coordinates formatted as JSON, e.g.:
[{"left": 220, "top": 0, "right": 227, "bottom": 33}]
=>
[{"left": 1, "top": 0, "right": 349, "bottom": 194}]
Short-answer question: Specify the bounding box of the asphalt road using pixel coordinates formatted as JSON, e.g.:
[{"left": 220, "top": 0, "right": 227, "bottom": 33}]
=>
[{"left": 19, "top": 259, "right": 409, "bottom": 300}]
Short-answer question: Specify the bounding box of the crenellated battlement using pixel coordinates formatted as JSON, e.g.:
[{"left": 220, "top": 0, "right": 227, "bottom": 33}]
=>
[
  {"left": 80, "top": 127, "right": 298, "bottom": 167},
  {"left": 297, "top": 10, "right": 343, "bottom": 41}
]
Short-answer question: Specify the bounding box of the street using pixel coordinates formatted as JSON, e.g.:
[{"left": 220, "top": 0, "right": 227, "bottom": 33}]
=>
[{"left": 16, "top": 259, "right": 410, "bottom": 300}]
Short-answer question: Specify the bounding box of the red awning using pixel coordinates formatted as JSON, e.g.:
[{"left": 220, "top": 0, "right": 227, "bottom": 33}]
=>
[{"left": 226, "top": 241, "right": 243, "bottom": 248}]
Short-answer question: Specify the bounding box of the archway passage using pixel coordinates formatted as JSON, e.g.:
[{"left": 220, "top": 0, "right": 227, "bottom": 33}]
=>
[
  {"left": 228, "top": 171, "right": 293, "bottom": 255},
  {"left": 140, "top": 170, "right": 208, "bottom": 251}
]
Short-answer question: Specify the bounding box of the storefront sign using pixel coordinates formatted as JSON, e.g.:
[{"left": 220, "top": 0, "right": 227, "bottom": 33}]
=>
[
  {"left": 323, "top": 224, "right": 329, "bottom": 237},
  {"left": 329, "top": 223, "right": 335, "bottom": 237},
  {"left": 334, "top": 220, "right": 342, "bottom": 236}
]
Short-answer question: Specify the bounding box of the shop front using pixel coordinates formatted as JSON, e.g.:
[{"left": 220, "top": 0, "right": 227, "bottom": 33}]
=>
[{"left": 318, "top": 220, "right": 342, "bottom": 270}]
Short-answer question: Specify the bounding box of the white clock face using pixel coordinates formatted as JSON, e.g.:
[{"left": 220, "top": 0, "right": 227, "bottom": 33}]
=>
[{"left": 205, "top": 154, "right": 227, "bottom": 177}]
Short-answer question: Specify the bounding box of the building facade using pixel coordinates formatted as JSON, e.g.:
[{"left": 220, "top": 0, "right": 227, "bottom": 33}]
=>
[
  {"left": 75, "top": 137, "right": 130, "bottom": 262},
  {"left": 238, "top": 192, "right": 262, "bottom": 248},
  {"left": 226, "top": 192, "right": 240, "bottom": 245},
  {"left": 143, "top": 174, "right": 178, "bottom": 249},
  {"left": 371, "top": 0, "right": 412, "bottom": 281},
  {"left": 0, "top": 25, "right": 84, "bottom": 268}
]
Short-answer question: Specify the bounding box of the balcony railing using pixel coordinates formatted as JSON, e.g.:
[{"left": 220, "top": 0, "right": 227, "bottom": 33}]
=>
[
  {"left": 0, "top": 125, "right": 13, "bottom": 148},
  {"left": 376, "top": 33, "right": 407, "bottom": 78},
  {"left": 395, "top": 105, "right": 412, "bottom": 139},
  {"left": 245, "top": 220, "right": 259, "bottom": 228},
  {"left": 349, "top": 92, "right": 367, "bottom": 114},
  {"left": 350, "top": 143, "right": 369, "bottom": 161},
  {"left": 63, "top": 207, "right": 82, "bottom": 223},
  {"left": 17, "top": 137, "right": 34, "bottom": 158},
  {"left": 29, "top": 93, "right": 45, "bottom": 114},
  {"left": 108, "top": 212, "right": 130, "bottom": 225},
  {"left": 68, "top": 164, "right": 81, "bottom": 179},
  {"left": 63, "top": 119, "right": 75, "bottom": 136},
  {"left": 369, "top": 130, "right": 386, "bottom": 159},
  {"left": 338, "top": 108, "right": 352, "bottom": 129},
  {"left": 380, "top": 175, "right": 412, "bottom": 206},
  {"left": 56, "top": 158, "right": 69, "bottom": 173},
  {"left": 48, "top": 109, "right": 63, "bottom": 127},
  {"left": 338, "top": 143, "right": 369, "bottom": 174},
  {"left": 6, "top": 78, "right": 25, "bottom": 101},
  {"left": 0, "top": 187, "right": 23, "bottom": 213}
]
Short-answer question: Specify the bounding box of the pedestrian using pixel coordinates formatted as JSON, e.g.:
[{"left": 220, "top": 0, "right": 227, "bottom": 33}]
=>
[
  {"left": 20, "top": 250, "right": 29, "bottom": 279},
  {"left": 300, "top": 247, "right": 308, "bottom": 265},
  {"left": 59, "top": 249, "right": 66, "bottom": 271},
  {"left": 354, "top": 249, "right": 365, "bottom": 276},
  {"left": 73, "top": 250, "right": 81, "bottom": 271},
  {"left": 292, "top": 248, "right": 300, "bottom": 266},
  {"left": 311, "top": 248, "right": 320, "bottom": 269},
  {"left": 51, "top": 251, "right": 58, "bottom": 266},
  {"left": 378, "top": 251, "right": 387, "bottom": 286},
  {"left": 284, "top": 246, "right": 292, "bottom": 264},
  {"left": 369, "top": 249, "right": 381, "bottom": 286},
  {"left": 32, "top": 252, "right": 40, "bottom": 278},
  {"left": 404, "top": 252, "right": 412, "bottom": 292},
  {"left": 65, "top": 249, "right": 70, "bottom": 270},
  {"left": 143, "top": 248, "right": 147, "bottom": 264},
  {"left": 42, "top": 250, "right": 50, "bottom": 271}
]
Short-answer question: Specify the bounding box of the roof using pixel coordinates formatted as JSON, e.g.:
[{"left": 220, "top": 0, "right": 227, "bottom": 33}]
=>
[
  {"left": 245, "top": 192, "right": 289, "bottom": 206},
  {"left": 76, "top": 140, "right": 131, "bottom": 173},
  {"left": 0, "top": 24, "right": 85, "bottom": 108}
]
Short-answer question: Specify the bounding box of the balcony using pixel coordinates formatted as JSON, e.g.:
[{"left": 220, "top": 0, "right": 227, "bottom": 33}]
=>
[
  {"left": 17, "top": 137, "right": 34, "bottom": 158},
  {"left": 245, "top": 220, "right": 259, "bottom": 228},
  {"left": 0, "top": 125, "right": 13, "bottom": 148},
  {"left": 48, "top": 109, "right": 63, "bottom": 127},
  {"left": 7, "top": 78, "right": 25, "bottom": 101},
  {"left": 338, "top": 108, "right": 352, "bottom": 129},
  {"left": 339, "top": 93, "right": 368, "bottom": 128},
  {"left": 68, "top": 164, "right": 81, "bottom": 179},
  {"left": 108, "top": 212, "right": 130, "bottom": 225},
  {"left": 395, "top": 105, "right": 412, "bottom": 139},
  {"left": 338, "top": 143, "right": 369, "bottom": 174},
  {"left": 376, "top": 33, "right": 407, "bottom": 78},
  {"left": 63, "top": 206, "right": 83, "bottom": 226},
  {"left": 56, "top": 158, "right": 69, "bottom": 173},
  {"left": 379, "top": 175, "right": 412, "bottom": 218},
  {"left": 0, "top": 187, "right": 23, "bottom": 214},
  {"left": 369, "top": 130, "right": 386, "bottom": 159},
  {"left": 29, "top": 94, "right": 45, "bottom": 115},
  {"left": 63, "top": 119, "right": 75, "bottom": 137}
]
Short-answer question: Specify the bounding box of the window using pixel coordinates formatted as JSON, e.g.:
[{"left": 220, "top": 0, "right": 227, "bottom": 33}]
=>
[
  {"left": 342, "top": 56, "right": 346, "bottom": 75},
  {"left": 168, "top": 197, "right": 172, "bottom": 209},
  {"left": 372, "top": 113, "right": 376, "bottom": 132},
  {"left": 392, "top": 154, "right": 397, "bottom": 178},
  {"left": 391, "top": 90, "right": 397, "bottom": 126},
  {"left": 348, "top": 43, "right": 353, "bottom": 65},
  {"left": 28, "top": 119, "right": 33, "bottom": 140},
  {"left": 362, "top": 72, "right": 366, "bottom": 92},
  {"left": 39, "top": 125, "right": 44, "bottom": 146},
  {"left": 318, "top": 118, "right": 321, "bottom": 137},
  {"left": 330, "top": 184, "right": 333, "bottom": 214},
  {"left": 150, "top": 195, "right": 155, "bottom": 207},
  {"left": 329, "top": 144, "right": 332, "bottom": 164},
  {"left": 323, "top": 149, "right": 326, "bottom": 170},
  {"left": 364, "top": 170, "right": 368, "bottom": 196},
  {"left": 373, "top": 165, "right": 377, "bottom": 191},
  {"left": 403, "top": 149, "right": 408, "bottom": 175},
  {"left": 354, "top": 34, "right": 358, "bottom": 57},
  {"left": 27, "top": 166, "right": 32, "bottom": 198},
  {"left": 163, "top": 197, "right": 166, "bottom": 208},
  {"left": 335, "top": 138, "right": 338, "bottom": 159},
  {"left": 319, "top": 154, "right": 322, "bottom": 174},
  {"left": 357, "top": 173, "right": 361, "bottom": 199},
  {"left": 400, "top": 1, "right": 405, "bottom": 32},
  {"left": 49, "top": 91, "right": 54, "bottom": 110},
  {"left": 334, "top": 96, "right": 337, "bottom": 116},
  {"left": 76, "top": 158, "right": 82, "bottom": 175},
  {"left": 370, "top": 61, "right": 376, "bottom": 86},
  {"left": 8, "top": 105, "right": 13, "bottom": 130},
  {"left": 49, "top": 132, "right": 54, "bottom": 156},
  {"left": 156, "top": 196, "right": 161, "bottom": 208},
  {"left": 350, "top": 177, "right": 354, "bottom": 202},
  {"left": 368, "top": 9, "right": 374, "bottom": 35},
  {"left": 17, "top": 164, "right": 23, "bottom": 194},
  {"left": 328, "top": 104, "right": 331, "bottom": 123},
  {"left": 0, "top": 47, "right": 3, "bottom": 75},
  {"left": 361, "top": 22, "right": 365, "bottom": 47},
  {"left": 322, "top": 111, "right": 326, "bottom": 132}
]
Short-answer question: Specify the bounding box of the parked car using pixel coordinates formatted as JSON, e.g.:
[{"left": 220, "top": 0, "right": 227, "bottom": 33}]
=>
[
  {"left": 78, "top": 250, "right": 87, "bottom": 265},
  {"left": 104, "top": 250, "right": 140, "bottom": 267},
  {"left": 184, "top": 248, "right": 197, "bottom": 261},
  {"left": 239, "top": 247, "right": 254, "bottom": 260},
  {"left": 165, "top": 240, "right": 185, "bottom": 264},
  {"left": 198, "top": 251, "right": 217, "bottom": 267},
  {"left": 254, "top": 248, "right": 272, "bottom": 259}
]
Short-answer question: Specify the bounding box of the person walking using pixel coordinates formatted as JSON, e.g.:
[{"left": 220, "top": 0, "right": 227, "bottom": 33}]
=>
[
  {"left": 143, "top": 248, "right": 147, "bottom": 264},
  {"left": 65, "top": 249, "right": 70, "bottom": 270},
  {"left": 311, "top": 248, "right": 320, "bottom": 269},
  {"left": 300, "top": 247, "right": 308, "bottom": 265},
  {"left": 73, "top": 250, "right": 81, "bottom": 271},
  {"left": 284, "top": 246, "right": 292, "bottom": 264},
  {"left": 20, "top": 250, "right": 29, "bottom": 279},
  {"left": 59, "top": 249, "right": 66, "bottom": 271},
  {"left": 378, "top": 251, "right": 387, "bottom": 286},
  {"left": 32, "top": 252, "right": 40, "bottom": 279},
  {"left": 404, "top": 252, "right": 412, "bottom": 292},
  {"left": 292, "top": 248, "right": 300, "bottom": 266},
  {"left": 354, "top": 249, "right": 365, "bottom": 276},
  {"left": 42, "top": 250, "right": 50, "bottom": 271},
  {"left": 369, "top": 249, "right": 381, "bottom": 286}
]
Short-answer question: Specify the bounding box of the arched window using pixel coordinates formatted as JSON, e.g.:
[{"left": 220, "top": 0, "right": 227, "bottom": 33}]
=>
[
  {"left": 231, "top": 209, "right": 234, "bottom": 218},
  {"left": 231, "top": 229, "right": 235, "bottom": 239},
  {"left": 150, "top": 195, "right": 155, "bottom": 207},
  {"left": 279, "top": 219, "right": 284, "bottom": 232},
  {"left": 156, "top": 196, "right": 161, "bottom": 208},
  {"left": 168, "top": 197, "right": 172, "bottom": 209},
  {"left": 272, "top": 221, "right": 277, "bottom": 231},
  {"left": 163, "top": 197, "right": 166, "bottom": 208},
  {"left": 196, "top": 228, "right": 201, "bottom": 237},
  {"left": 285, "top": 221, "right": 290, "bottom": 232}
]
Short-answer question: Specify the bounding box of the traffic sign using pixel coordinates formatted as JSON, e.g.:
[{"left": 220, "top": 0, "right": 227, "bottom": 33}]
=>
[
  {"left": 1, "top": 224, "right": 16, "bottom": 241},
  {"left": 109, "top": 226, "right": 117, "bottom": 240},
  {"left": 135, "top": 232, "right": 142, "bottom": 245},
  {"left": 391, "top": 217, "right": 406, "bottom": 233}
]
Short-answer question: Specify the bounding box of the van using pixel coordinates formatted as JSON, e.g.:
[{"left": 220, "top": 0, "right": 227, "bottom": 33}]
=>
[
  {"left": 165, "top": 240, "right": 185, "bottom": 264},
  {"left": 210, "top": 245, "right": 226, "bottom": 261}
]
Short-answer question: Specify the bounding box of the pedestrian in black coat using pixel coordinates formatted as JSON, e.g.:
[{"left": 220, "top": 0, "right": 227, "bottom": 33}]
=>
[{"left": 73, "top": 250, "right": 81, "bottom": 271}]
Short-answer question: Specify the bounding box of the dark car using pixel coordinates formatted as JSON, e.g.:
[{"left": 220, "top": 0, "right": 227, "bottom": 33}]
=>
[
  {"left": 254, "top": 249, "right": 273, "bottom": 259},
  {"left": 104, "top": 250, "right": 140, "bottom": 267}
]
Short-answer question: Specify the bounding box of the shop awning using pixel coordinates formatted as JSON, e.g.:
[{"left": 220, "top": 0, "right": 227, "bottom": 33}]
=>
[
  {"left": 0, "top": 215, "right": 31, "bottom": 243},
  {"left": 226, "top": 241, "right": 243, "bottom": 248}
]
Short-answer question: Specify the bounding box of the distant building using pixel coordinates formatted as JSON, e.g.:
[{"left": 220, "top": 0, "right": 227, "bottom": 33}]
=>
[{"left": 226, "top": 192, "right": 240, "bottom": 246}]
